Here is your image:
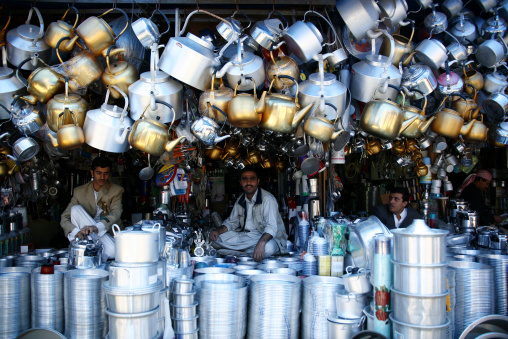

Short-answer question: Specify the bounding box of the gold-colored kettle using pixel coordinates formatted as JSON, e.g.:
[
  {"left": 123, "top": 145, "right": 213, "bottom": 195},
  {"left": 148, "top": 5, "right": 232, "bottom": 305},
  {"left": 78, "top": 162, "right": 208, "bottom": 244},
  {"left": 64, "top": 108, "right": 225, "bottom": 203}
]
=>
[
  {"left": 102, "top": 47, "right": 140, "bottom": 99},
  {"left": 47, "top": 109, "right": 85, "bottom": 150},
  {"left": 46, "top": 78, "right": 89, "bottom": 133},
  {"left": 204, "top": 144, "right": 224, "bottom": 161},
  {"left": 44, "top": 7, "right": 80, "bottom": 53},
  {"left": 365, "top": 139, "right": 382, "bottom": 155},
  {"left": 430, "top": 96, "right": 476, "bottom": 139},
  {"left": 76, "top": 8, "right": 129, "bottom": 57},
  {"left": 260, "top": 75, "right": 313, "bottom": 133},
  {"left": 401, "top": 88, "right": 436, "bottom": 138},
  {"left": 17, "top": 58, "right": 64, "bottom": 104},
  {"left": 452, "top": 85, "right": 479, "bottom": 121},
  {"left": 304, "top": 103, "right": 347, "bottom": 142},
  {"left": 198, "top": 74, "right": 233, "bottom": 124},
  {"left": 227, "top": 77, "right": 266, "bottom": 128},
  {"left": 266, "top": 49, "right": 299, "bottom": 90},
  {"left": 463, "top": 113, "right": 488, "bottom": 142}
]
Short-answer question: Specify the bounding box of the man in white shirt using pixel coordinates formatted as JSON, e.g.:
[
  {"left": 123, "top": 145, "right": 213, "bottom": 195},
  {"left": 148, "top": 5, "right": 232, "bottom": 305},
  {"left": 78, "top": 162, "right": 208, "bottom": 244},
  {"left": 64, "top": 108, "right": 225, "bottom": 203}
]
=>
[
  {"left": 371, "top": 187, "right": 422, "bottom": 229},
  {"left": 210, "top": 167, "right": 288, "bottom": 261}
]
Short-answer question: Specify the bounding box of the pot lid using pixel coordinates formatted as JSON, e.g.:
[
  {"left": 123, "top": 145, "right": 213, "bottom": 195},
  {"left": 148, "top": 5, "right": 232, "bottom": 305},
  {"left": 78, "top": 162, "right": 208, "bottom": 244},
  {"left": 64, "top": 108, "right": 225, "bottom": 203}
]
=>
[
  {"left": 186, "top": 32, "right": 215, "bottom": 51},
  {"left": 52, "top": 93, "right": 82, "bottom": 103},
  {"left": 391, "top": 219, "right": 448, "bottom": 236},
  {"left": 17, "top": 24, "right": 43, "bottom": 41},
  {"left": 482, "top": 16, "right": 507, "bottom": 35},
  {"left": 116, "top": 224, "right": 156, "bottom": 236},
  {"left": 140, "top": 70, "right": 171, "bottom": 84},
  {"left": 230, "top": 50, "right": 255, "bottom": 65},
  {"left": 327, "top": 312, "right": 363, "bottom": 325},
  {"left": 424, "top": 11, "right": 447, "bottom": 28},
  {"left": 107, "top": 60, "right": 129, "bottom": 74},
  {"left": 309, "top": 72, "right": 336, "bottom": 86},
  {"left": 100, "top": 104, "right": 124, "bottom": 118},
  {"left": 0, "top": 66, "right": 14, "bottom": 80},
  {"left": 451, "top": 19, "right": 476, "bottom": 36}
]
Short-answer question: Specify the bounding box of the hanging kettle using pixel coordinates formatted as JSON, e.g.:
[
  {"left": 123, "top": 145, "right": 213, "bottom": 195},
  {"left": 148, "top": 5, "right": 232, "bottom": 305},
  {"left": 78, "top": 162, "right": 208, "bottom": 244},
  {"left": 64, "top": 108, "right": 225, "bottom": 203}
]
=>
[
  {"left": 401, "top": 88, "right": 436, "bottom": 138},
  {"left": 430, "top": 96, "right": 476, "bottom": 139},
  {"left": 47, "top": 78, "right": 89, "bottom": 133},
  {"left": 16, "top": 57, "right": 64, "bottom": 104},
  {"left": 0, "top": 46, "right": 26, "bottom": 119},
  {"left": 223, "top": 36, "right": 265, "bottom": 92},
  {"left": 198, "top": 74, "right": 233, "bottom": 124},
  {"left": 44, "top": 7, "right": 80, "bottom": 53},
  {"left": 226, "top": 77, "right": 266, "bottom": 128},
  {"left": 47, "top": 109, "right": 85, "bottom": 150},
  {"left": 266, "top": 49, "right": 299, "bottom": 91},
  {"left": 6, "top": 7, "right": 51, "bottom": 70},
  {"left": 249, "top": 12, "right": 287, "bottom": 50},
  {"left": 10, "top": 95, "right": 46, "bottom": 135},
  {"left": 102, "top": 46, "right": 140, "bottom": 99}
]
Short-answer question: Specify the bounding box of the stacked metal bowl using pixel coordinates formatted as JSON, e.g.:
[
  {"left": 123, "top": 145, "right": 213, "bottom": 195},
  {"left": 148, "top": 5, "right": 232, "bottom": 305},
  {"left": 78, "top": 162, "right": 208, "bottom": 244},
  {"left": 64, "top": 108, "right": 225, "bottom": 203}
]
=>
[
  {"left": 195, "top": 273, "right": 247, "bottom": 338},
  {"left": 449, "top": 261, "right": 495, "bottom": 336},
  {"left": 104, "top": 259, "right": 163, "bottom": 339},
  {"left": 64, "top": 268, "right": 109, "bottom": 339},
  {"left": 302, "top": 276, "right": 344, "bottom": 338},
  {"left": 0, "top": 271, "right": 31, "bottom": 339},
  {"left": 31, "top": 267, "right": 64, "bottom": 332},
  {"left": 248, "top": 273, "right": 301, "bottom": 339},
  {"left": 170, "top": 275, "right": 199, "bottom": 338},
  {"left": 476, "top": 254, "right": 508, "bottom": 315},
  {"left": 14, "top": 255, "right": 46, "bottom": 269},
  {"left": 390, "top": 220, "right": 450, "bottom": 339}
]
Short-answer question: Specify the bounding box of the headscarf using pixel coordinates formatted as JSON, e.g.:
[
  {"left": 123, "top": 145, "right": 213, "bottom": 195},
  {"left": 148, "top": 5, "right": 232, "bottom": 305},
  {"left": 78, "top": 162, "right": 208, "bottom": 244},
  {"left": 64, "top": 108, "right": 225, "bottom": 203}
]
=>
[{"left": 458, "top": 170, "right": 493, "bottom": 196}]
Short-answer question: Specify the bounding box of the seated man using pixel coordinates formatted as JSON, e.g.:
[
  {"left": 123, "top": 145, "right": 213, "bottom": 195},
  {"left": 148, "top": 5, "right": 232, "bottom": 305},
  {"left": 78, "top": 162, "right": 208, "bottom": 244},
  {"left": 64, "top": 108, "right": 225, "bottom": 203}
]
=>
[
  {"left": 209, "top": 167, "right": 288, "bottom": 262},
  {"left": 60, "top": 156, "right": 124, "bottom": 259},
  {"left": 371, "top": 187, "right": 422, "bottom": 229}
]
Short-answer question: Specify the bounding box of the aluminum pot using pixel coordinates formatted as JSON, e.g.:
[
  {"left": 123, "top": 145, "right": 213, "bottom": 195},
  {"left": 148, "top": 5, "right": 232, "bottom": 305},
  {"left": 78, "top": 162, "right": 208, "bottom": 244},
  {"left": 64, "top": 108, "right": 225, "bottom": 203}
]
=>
[
  {"left": 106, "top": 306, "right": 159, "bottom": 339},
  {"left": 172, "top": 291, "right": 195, "bottom": 305},
  {"left": 125, "top": 222, "right": 166, "bottom": 255},
  {"left": 174, "top": 330, "right": 198, "bottom": 339},
  {"left": 283, "top": 12, "right": 324, "bottom": 62},
  {"left": 414, "top": 39, "right": 448, "bottom": 70},
  {"left": 257, "top": 262, "right": 288, "bottom": 273},
  {"left": 483, "top": 92, "right": 508, "bottom": 121},
  {"left": 336, "top": 291, "right": 369, "bottom": 319},
  {"left": 327, "top": 313, "right": 365, "bottom": 339},
  {"left": 103, "top": 279, "right": 163, "bottom": 313},
  {"left": 170, "top": 302, "right": 197, "bottom": 319},
  {"left": 272, "top": 267, "right": 296, "bottom": 275},
  {"left": 172, "top": 316, "right": 198, "bottom": 333},
  {"left": 389, "top": 313, "right": 450, "bottom": 339},
  {"left": 391, "top": 219, "right": 448, "bottom": 264},
  {"left": 193, "top": 267, "right": 235, "bottom": 275},
  {"left": 350, "top": 216, "right": 391, "bottom": 270},
  {"left": 392, "top": 260, "right": 448, "bottom": 294},
  {"left": 335, "top": 0, "right": 380, "bottom": 40},
  {"left": 363, "top": 306, "right": 374, "bottom": 331},
  {"left": 109, "top": 261, "right": 158, "bottom": 288},
  {"left": 112, "top": 224, "right": 159, "bottom": 263},
  {"left": 392, "top": 288, "right": 448, "bottom": 326},
  {"left": 342, "top": 267, "right": 372, "bottom": 294},
  {"left": 172, "top": 276, "right": 194, "bottom": 293}
]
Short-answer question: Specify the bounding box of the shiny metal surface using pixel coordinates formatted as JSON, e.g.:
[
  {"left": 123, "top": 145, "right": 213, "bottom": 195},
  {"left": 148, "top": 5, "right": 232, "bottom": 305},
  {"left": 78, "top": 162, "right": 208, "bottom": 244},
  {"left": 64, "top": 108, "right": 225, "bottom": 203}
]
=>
[
  {"left": 351, "top": 216, "right": 391, "bottom": 269},
  {"left": 113, "top": 224, "right": 160, "bottom": 263},
  {"left": 390, "top": 313, "right": 450, "bottom": 339},
  {"left": 170, "top": 302, "right": 197, "bottom": 319},
  {"left": 194, "top": 267, "right": 235, "bottom": 275},
  {"left": 327, "top": 313, "right": 365, "bottom": 339},
  {"left": 392, "top": 288, "right": 448, "bottom": 325},
  {"left": 108, "top": 261, "right": 159, "bottom": 288},
  {"left": 172, "top": 276, "right": 194, "bottom": 294},
  {"left": 477, "top": 255, "right": 508, "bottom": 316},
  {"left": 173, "top": 291, "right": 196, "bottom": 306},
  {"left": 336, "top": 291, "right": 369, "bottom": 319},
  {"left": 343, "top": 269, "right": 372, "bottom": 294},
  {"left": 458, "top": 314, "right": 508, "bottom": 339},
  {"left": 393, "top": 260, "right": 448, "bottom": 294},
  {"left": 173, "top": 316, "right": 198, "bottom": 333},
  {"left": 31, "top": 269, "right": 64, "bottom": 332},
  {"left": 0, "top": 272, "right": 31, "bottom": 339},
  {"left": 106, "top": 307, "right": 159, "bottom": 339}
]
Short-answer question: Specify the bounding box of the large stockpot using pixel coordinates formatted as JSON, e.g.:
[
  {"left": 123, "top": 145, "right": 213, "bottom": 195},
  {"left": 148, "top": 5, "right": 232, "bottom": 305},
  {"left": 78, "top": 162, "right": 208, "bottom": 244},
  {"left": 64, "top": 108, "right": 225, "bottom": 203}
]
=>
[
  {"left": 103, "top": 279, "right": 163, "bottom": 313},
  {"left": 327, "top": 313, "right": 364, "bottom": 339},
  {"left": 112, "top": 224, "right": 159, "bottom": 263},
  {"left": 225, "top": 42, "right": 265, "bottom": 91},
  {"left": 125, "top": 222, "right": 166, "bottom": 255},
  {"left": 108, "top": 261, "right": 158, "bottom": 288},
  {"left": 105, "top": 307, "right": 159, "bottom": 339},
  {"left": 392, "top": 288, "right": 448, "bottom": 326},
  {"left": 389, "top": 313, "right": 450, "bottom": 339},
  {"left": 391, "top": 219, "right": 448, "bottom": 264},
  {"left": 335, "top": 291, "right": 369, "bottom": 319},
  {"left": 363, "top": 306, "right": 374, "bottom": 331},
  {"left": 392, "top": 260, "right": 448, "bottom": 294}
]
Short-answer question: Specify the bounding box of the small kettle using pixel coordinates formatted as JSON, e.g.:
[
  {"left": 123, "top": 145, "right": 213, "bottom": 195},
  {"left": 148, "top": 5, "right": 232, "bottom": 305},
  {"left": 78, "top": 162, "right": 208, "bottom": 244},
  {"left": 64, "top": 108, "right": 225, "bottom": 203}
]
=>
[
  {"left": 47, "top": 109, "right": 85, "bottom": 150},
  {"left": 191, "top": 105, "right": 231, "bottom": 146},
  {"left": 102, "top": 47, "right": 140, "bottom": 99},
  {"left": 44, "top": 7, "right": 80, "bottom": 53}
]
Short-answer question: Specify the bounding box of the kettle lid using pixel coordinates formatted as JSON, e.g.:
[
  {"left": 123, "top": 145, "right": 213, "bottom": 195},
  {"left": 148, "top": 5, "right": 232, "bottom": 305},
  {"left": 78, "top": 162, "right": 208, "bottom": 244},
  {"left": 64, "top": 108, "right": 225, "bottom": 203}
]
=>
[
  {"left": 100, "top": 104, "right": 123, "bottom": 118},
  {"left": 186, "top": 32, "right": 215, "bottom": 51},
  {"left": 17, "top": 24, "right": 44, "bottom": 41},
  {"left": 140, "top": 70, "right": 171, "bottom": 83},
  {"left": 392, "top": 219, "right": 449, "bottom": 236},
  {"left": 0, "top": 66, "right": 14, "bottom": 80},
  {"left": 309, "top": 72, "right": 336, "bottom": 86}
]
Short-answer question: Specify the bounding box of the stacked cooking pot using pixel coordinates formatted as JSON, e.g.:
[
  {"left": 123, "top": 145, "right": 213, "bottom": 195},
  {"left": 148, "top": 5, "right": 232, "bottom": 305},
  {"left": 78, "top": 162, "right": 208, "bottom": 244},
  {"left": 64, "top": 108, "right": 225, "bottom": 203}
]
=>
[
  {"left": 390, "top": 219, "right": 450, "bottom": 338},
  {"left": 170, "top": 275, "right": 199, "bottom": 338},
  {"left": 103, "top": 224, "right": 163, "bottom": 339}
]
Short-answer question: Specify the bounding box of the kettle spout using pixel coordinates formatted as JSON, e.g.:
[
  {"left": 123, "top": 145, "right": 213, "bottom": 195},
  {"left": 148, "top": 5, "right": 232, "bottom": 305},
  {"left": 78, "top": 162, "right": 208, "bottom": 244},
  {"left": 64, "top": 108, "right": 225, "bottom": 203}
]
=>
[
  {"left": 292, "top": 103, "right": 314, "bottom": 130},
  {"left": 115, "top": 126, "right": 131, "bottom": 145},
  {"left": 331, "top": 129, "right": 347, "bottom": 141},
  {"left": 164, "top": 136, "right": 186, "bottom": 152},
  {"left": 20, "top": 95, "right": 38, "bottom": 105},
  {"left": 214, "top": 134, "right": 231, "bottom": 143},
  {"left": 417, "top": 116, "right": 436, "bottom": 134},
  {"left": 59, "top": 35, "right": 79, "bottom": 53},
  {"left": 47, "top": 133, "right": 59, "bottom": 148},
  {"left": 255, "top": 91, "right": 267, "bottom": 114},
  {"left": 399, "top": 115, "right": 419, "bottom": 134},
  {"left": 460, "top": 120, "right": 476, "bottom": 136}
]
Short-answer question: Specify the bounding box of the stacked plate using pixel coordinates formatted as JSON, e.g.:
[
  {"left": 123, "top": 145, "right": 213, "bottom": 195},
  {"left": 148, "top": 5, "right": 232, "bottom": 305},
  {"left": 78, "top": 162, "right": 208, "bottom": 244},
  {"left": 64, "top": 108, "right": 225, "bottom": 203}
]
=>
[
  {"left": 298, "top": 221, "right": 310, "bottom": 250},
  {"left": 278, "top": 257, "right": 303, "bottom": 274},
  {"left": 0, "top": 272, "right": 31, "bottom": 339},
  {"left": 248, "top": 274, "right": 301, "bottom": 339},
  {"left": 195, "top": 273, "right": 247, "bottom": 338},
  {"left": 309, "top": 237, "right": 329, "bottom": 256},
  {"left": 302, "top": 276, "right": 344, "bottom": 339},
  {"left": 31, "top": 268, "right": 64, "bottom": 332},
  {"left": 14, "top": 255, "right": 46, "bottom": 269},
  {"left": 476, "top": 254, "right": 508, "bottom": 316},
  {"left": 64, "top": 268, "right": 109, "bottom": 339},
  {"left": 448, "top": 261, "right": 495, "bottom": 337}
]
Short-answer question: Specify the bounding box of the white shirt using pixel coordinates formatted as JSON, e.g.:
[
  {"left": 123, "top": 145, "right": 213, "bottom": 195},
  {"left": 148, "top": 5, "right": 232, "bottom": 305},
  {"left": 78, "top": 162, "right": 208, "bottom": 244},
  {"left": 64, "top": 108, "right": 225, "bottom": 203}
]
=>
[
  {"left": 244, "top": 190, "right": 257, "bottom": 232},
  {"left": 393, "top": 208, "right": 408, "bottom": 228}
]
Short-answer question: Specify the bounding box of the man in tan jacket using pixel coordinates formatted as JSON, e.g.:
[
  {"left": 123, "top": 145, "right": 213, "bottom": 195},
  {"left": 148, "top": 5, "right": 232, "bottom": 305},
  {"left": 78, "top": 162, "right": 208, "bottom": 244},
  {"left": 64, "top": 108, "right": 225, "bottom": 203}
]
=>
[{"left": 60, "top": 156, "right": 124, "bottom": 258}]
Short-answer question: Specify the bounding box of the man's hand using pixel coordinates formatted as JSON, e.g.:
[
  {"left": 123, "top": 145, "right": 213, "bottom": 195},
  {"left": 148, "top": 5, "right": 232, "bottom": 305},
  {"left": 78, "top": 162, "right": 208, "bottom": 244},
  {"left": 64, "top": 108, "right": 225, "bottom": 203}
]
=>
[
  {"left": 253, "top": 241, "right": 266, "bottom": 262},
  {"left": 76, "top": 226, "right": 99, "bottom": 240},
  {"left": 209, "top": 225, "right": 228, "bottom": 242}
]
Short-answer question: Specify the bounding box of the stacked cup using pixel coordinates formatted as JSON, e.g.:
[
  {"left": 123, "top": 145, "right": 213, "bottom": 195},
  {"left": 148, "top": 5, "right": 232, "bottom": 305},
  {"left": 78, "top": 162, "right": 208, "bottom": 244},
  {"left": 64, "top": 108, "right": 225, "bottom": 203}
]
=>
[
  {"left": 103, "top": 225, "right": 163, "bottom": 339},
  {"left": 170, "top": 276, "right": 199, "bottom": 338},
  {"left": 390, "top": 219, "right": 450, "bottom": 339}
]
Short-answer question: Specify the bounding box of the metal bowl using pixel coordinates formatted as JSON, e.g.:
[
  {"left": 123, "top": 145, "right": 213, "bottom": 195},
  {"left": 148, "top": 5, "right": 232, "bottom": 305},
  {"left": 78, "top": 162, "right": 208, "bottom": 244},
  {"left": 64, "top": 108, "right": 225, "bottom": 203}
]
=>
[
  {"left": 194, "top": 273, "right": 244, "bottom": 289},
  {"left": 272, "top": 268, "right": 297, "bottom": 276},
  {"left": 190, "top": 256, "right": 216, "bottom": 268},
  {"left": 193, "top": 267, "right": 234, "bottom": 275},
  {"left": 172, "top": 276, "right": 195, "bottom": 294},
  {"left": 257, "top": 263, "right": 288, "bottom": 273}
]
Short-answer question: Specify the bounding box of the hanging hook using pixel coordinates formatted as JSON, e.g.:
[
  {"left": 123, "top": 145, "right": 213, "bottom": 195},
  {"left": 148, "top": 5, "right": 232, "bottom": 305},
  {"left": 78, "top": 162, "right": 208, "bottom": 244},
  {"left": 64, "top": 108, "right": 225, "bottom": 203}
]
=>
[
  {"left": 235, "top": 0, "right": 239, "bottom": 13},
  {"left": 195, "top": 0, "right": 200, "bottom": 10},
  {"left": 156, "top": 0, "right": 161, "bottom": 11}
]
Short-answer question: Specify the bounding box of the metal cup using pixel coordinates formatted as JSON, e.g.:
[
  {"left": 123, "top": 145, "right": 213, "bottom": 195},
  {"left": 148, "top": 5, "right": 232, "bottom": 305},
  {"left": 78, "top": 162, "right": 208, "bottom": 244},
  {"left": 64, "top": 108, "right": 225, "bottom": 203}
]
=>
[{"left": 445, "top": 154, "right": 459, "bottom": 166}]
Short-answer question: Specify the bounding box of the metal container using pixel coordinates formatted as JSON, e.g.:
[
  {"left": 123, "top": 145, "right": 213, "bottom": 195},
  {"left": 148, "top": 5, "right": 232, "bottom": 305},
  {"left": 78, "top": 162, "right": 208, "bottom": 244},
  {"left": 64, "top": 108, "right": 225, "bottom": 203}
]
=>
[
  {"left": 173, "top": 291, "right": 196, "bottom": 305},
  {"left": 174, "top": 330, "right": 199, "bottom": 339},
  {"left": 342, "top": 268, "right": 372, "bottom": 294},
  {"left": 0, "top": 271, "right": 31, "bottom": 338},
  {"left": 103, "top": 280, "right": 163, "bottom": 314},
  {"left": 233, "top": 265, "right": 255, "bottom": 271},
  {"left": 193, "top": 273, "right": 245, "bottom": 290},
  {"left": 125, "top": 222, "right": 166, "bottom": 255},
  {"left": 392, "top": 219, "right": 448, "bottom": 264},
  {"left": 172, "top": 276, "right": 194, "bottom": 294},
  {"left": 68, "top": 238, "right": 102, "bottom": 269},
  {"left": 235, "top": 269, "right": 264, "bottom": 285},
  {"left": 476, "top": 254, "right": 508, "bottom": 316},
  {"left": 350, "top": 216, "right": 391, "bottom": 270},
  {"left": 193, "top": 267, "right": 235, "bottom": 275},
  {"left": 272, "top": 268, "right": 296, "bottom": 275},
  {"left": 363, "top": 306, "right": 374, "bottom": 331},
  {"left": 31, "top": 268, "right": 64, "bottom": 332},
  {"left": 170, "top": 302, "right": 197, "bottom": 319},
  {"left": 256, "top": 263, "right": 289, "bottom": 273},
  {"left": 327, "top": 313, "right": 364, "bottom": 339},
  {"left": 14, "top": 255, "right": 46, "bottom": 269},
  {"left": 172, "top": 316, "right": 198, "bottom": 333},
  {"left": 393, "top": 260, "right": 448, "bottom": 294},
  {"left": 190, "top": 256, "right": 216, "bottom": 268},
  {"left": 113, "top": 224, "right": 159, "bottom": 263},
  {"left": 390, "top": 313, "right": 450, "bottom": 338},
  {"left": 109, "top": 261, "right": 159, "bottom": 288},
  {"left": 392, "top": 288, "right": 448, "bottom": 325},
  {"left": 336, "top": 291, "right": 369, "bottom": 319},
  {"left": 106, "top": 306, "right": 159, "bottom": 339}
]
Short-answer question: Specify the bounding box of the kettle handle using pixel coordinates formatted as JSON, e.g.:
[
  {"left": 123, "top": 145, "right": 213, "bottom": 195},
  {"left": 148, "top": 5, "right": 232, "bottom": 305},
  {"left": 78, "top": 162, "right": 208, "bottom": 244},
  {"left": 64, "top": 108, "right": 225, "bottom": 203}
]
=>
[
  {"left": 112, "top": 224, "right": 120, "bottom": 237},
  {"left": 234, "top": 76, "right": 256, "bottom": 97},
  {"left": 25, "top": 7, "right": 44, "bottom": 46},
  {"left": 269, "top": 75, "right": 298, "bottom": 100},
  {"left": 104, "top": 85, "right": 129, "bottom": 121},
  {"left": 152, "top": 100, "right": 177, "bottom": 130},
  {"left": 58, "top": 108, "right": 77, "bottom": 127},
  {"left": 98, "top": 8, "right": 129, "bottom": 43},
  {"left": 465, "top": 83, "right": 478, "bottom": 102},
  {"left": 55, "top": 36, "right": 69, "bottom": 64},
  {"left": 267, "top": 11, "right": 289, "bottom": 29},
  {"left": 1, "top": 45, "right": 6, "bottom": 68},
  {"left": 105, "top": 46, "right": 127, "bottom": 74},
  {"left": 374, "top": 84, "right": 405, "bottom": 107},
  {"left": 15, "top": 58, "right": 35, "bottom": 87},
  {"left": 232, "top": 11, "right": 252, "bottom": 31},
  {"left": 409, "top": 87, "right": 428, "bottom": 116},
  {"left": 61, "top": 6, "right": 79, "bottom": 31},
  {"left": 149, "top": 9, "right": 171, "bottom": 39},
  {"left": 303, "top": 10, "right": 337, "bottom": 47}
]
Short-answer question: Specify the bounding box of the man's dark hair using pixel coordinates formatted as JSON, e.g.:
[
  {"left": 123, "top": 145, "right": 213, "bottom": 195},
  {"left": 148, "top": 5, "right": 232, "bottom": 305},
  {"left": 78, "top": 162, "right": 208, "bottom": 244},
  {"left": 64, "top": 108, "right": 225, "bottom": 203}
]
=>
[
  {"left": 91, "top": 157, "right": 113, "bottom": 171},
  {"left": 390, "top": 186, "right": 410, "bottom": 203},
  {"left": 240, "top": 165, "right": 261, "bottom": 180}
]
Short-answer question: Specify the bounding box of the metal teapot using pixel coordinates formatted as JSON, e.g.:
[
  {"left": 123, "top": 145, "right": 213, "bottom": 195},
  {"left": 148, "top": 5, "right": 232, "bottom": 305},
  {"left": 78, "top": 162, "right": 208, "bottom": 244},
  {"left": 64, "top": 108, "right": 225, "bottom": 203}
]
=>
[
  {"left": 191, "top": 105, "right": 231, "bottom": 146},
  {"left": 430, "top": 96, "right": 476, "bottom": 139},
  {"left": 223, "top": 36, "right": 265, "bottom": 92},
  {"left": 462, "top": 62, "right": 484, "bottom": 94},
  {"left": 227, "top": 77, "right": 266, "bottom": 128},
  {"left": 10, "top": 95, "right": 46, "bottom": 135},
  {"left": 0, "top": 46, "right": 26, "bottom": 118},
  {"left": 462, "top": 114, "right": 488, "bottom": 142},
  {"left": 204, "top": 144, "right": 224, "bottom": 160},
  {"left": 128, "top": 100, "right": 186, "bottom": 155},
  {"left": 249, "top": 12, "right": 286, "bottom": 50},
  {"left": 198, "top": 74, "right": 233, "bottom": 124},
  {"left": 44, "top": 7, "right": 80, "bottom": 53},
  {"left": 304, "top": 103, "right": 347, "bottom": 142},
  {"left": 102, "top": 47, "right": 140, "bottom": 99},
  {"left": 47, "top": 78, "right": 89, "bottom": 133},
  {"left": 260, "top": 75, "right": 313, "bottom": 133},
  {"left": 47, "top": 109, "right": 85, "bottom": 150},
  {"left": 451, "top": 86, "right": 479, "bottom": 121},
  {"left": 76, "top": 8, "right": 129, "bottom": 57},
  {"left": 379, "top": 21, "right": 415, "bottom": 66},
  {"left": 16, "top": 58, "right": 64, "bottom": 104},
  {"left": 360, "top": 85, "right": 417, "bottom": 140},
  {"left": 266, "top": 49, "right": 299, "bottom": 91},
  {"left": 401, "top": 88, "right": 436, "bottom": 138},
  {"left": 6, "top": 7, "right": 51, "bottom": 70}
]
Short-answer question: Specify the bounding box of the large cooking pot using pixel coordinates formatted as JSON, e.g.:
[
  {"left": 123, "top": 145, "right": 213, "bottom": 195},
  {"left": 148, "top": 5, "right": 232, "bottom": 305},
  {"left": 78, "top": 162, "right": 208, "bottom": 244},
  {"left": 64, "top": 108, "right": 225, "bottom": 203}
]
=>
[
  {"left": 83, "top": 86, "right": 133, "bottom": 153},
  {"left": 158, "top": 10, "right": 237, "bottom": 91},
  {"left": 44, "top": 7, "right": 79, "bottom": 53},
  {"left": 76, "top": 8, "right": 129, "bottom": 57},
  {"left": 109, "top": 261, "right": 159, "bottom": 288},
  {"left": 342, "top": 267, "right": 372, "bottom": 294},
  {"left": 0, "top": 46, "right": 26, "bottom": 119},
  {"left": 129, "top": 44, "right": 183, "bottom": 122},
  {"left": 102, "top": 47, "right": 140, "bottom": 100},
  {"left": 47, "top": 79, "right": 89, "bottom": 133},
  {"left": 113, "top": 224, "right": 159, "bottom": 263},
  {"left": 336, "top": 291, "right": 369, "bottom": 319},
  {"left": 226, "top": 77, "right": 266, "bottom": 128},
  {"left": 6, "top": 7, "right": 51, "bottom": 70},
  {"left": 327, "top": 313, "right": 364, "bottom": 339},
  {"left": 125, "top": 222, "right": 166, "bottom": 255}
]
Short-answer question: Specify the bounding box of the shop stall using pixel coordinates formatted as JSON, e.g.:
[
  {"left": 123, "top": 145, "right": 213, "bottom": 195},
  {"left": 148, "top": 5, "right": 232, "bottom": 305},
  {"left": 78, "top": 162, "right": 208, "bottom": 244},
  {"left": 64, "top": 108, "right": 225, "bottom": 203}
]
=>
[{"left": 0, "top": 0, "right": 507, "bottom": 338}]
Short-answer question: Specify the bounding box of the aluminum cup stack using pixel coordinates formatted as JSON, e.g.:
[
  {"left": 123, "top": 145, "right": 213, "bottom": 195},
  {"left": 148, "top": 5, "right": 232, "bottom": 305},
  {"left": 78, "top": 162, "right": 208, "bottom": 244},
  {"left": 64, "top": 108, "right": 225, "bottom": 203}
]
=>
[{"left": 170, "top": 275, "right": 199, "bottom": 338}]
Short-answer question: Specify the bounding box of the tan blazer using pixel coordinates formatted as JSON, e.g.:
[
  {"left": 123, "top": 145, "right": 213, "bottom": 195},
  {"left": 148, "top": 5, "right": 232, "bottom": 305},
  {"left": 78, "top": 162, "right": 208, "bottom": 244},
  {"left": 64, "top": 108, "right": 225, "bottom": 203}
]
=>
[{"left": 60, "top": 181, "right": 124, "bottom": 236}]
